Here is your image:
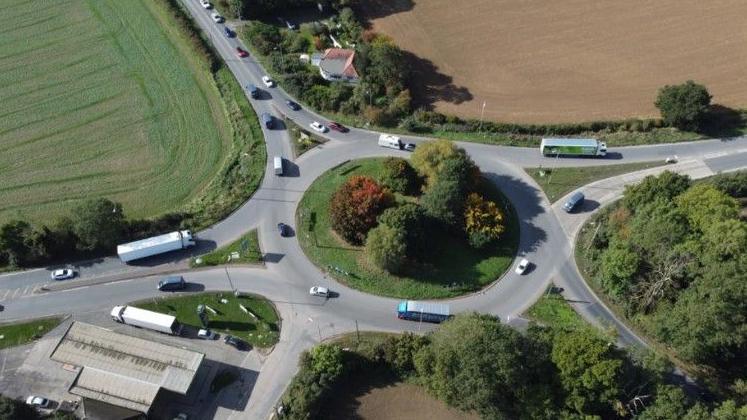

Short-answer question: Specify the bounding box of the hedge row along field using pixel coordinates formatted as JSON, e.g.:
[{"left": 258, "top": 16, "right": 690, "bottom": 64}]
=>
[{"left": 0, "top": 0, "right": 233, "bottom": 225}]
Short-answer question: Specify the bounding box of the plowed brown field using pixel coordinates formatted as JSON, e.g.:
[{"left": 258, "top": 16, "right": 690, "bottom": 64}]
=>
[{"left": 360, "top": 0, "right": 747, "bottom": 123}]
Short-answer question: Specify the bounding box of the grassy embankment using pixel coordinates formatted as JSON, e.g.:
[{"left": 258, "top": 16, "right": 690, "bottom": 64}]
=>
[
  {"left": 296, "top": 158, "right": 519, "bottom": 299},
  {"left": 525, "top": 161, "right": 665, "bottom": 203},
  {"left": 0, "top": 317, "right": 64, "bottom": 350},
  {"left": 136, "top": 292, "right": 279, "bottom": 347},
  {"left": 191, "top": 230, "right": 262, "bottom": 267}
]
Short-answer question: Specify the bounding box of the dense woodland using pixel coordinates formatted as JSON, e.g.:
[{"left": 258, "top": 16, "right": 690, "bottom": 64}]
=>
[
  {"left": 279, "top": 314, "right": 747, "bottom": 420},
  {"left": 579, "top": 170, "right": 747, "bottom": 389}
]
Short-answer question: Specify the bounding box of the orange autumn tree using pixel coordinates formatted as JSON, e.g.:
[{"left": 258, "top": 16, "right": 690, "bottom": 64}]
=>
[
  {"left": 464, "top": 193, "right": 505, "bottom": 248},
  {"left": 330, "top": 176, "right": 393, "bottom": 245}
]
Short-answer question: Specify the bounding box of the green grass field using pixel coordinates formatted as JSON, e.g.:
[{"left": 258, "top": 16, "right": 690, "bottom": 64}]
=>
[
  {"left": 191, "top": 230, "right": 262, "bottom": 267},
  {"left": 0, "top": 317, "right": 63, "bottom": 350},
  {"left": 136, "top": 292, "right": 279, "bottom": 347},
  {"left": 296, "top": 158, "right": 519, "bottom": 299},
  {"left": 525, "top": 161, "right": 665, "bottom": 203},
  {"left": 524, "top": 289, "right": 588, "bottom": 331},
  {"left": 0, "top": 0, "right": 231, "bottom": 225}
]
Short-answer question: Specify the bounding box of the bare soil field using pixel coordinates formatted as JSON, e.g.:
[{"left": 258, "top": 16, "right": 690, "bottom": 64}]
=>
[
  {"left": 322, "top": 380, "right": 479, "bottom": 420},
  {"left": 360, "top": 0, "right": 747, "bottom": 123}
]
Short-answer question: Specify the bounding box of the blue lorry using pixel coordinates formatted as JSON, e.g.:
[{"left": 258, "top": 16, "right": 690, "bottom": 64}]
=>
[{"left": 397, "top": 300, "right": 451, "bottom": 323}]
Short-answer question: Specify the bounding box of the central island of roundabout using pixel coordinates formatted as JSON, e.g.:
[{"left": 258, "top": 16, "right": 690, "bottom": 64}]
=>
[{"left": 295, "top": 140, "right": 520, "bottom": 299}]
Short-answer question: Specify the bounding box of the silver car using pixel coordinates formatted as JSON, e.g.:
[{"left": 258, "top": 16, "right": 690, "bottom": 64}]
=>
[{"left": 50, "top": 269, "right": 75, "bottom": 280}]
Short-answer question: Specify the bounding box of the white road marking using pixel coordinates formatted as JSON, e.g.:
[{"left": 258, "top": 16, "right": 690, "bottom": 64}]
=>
[
  {"left": 0, "top": 290, "right": 9, "bottom": 301},
  {"left": 10, "top": 289, "right": 21, "bottom": 299}
]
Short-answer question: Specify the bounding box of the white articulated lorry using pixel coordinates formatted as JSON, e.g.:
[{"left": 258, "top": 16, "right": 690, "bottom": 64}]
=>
[
  {"left": 540, "top": 138, "right": 607, "bottom": 157},
  {"left": 117, "top": 230, "right": 196, "bottom": 263},
  {"left": 378, "top": 134, "right": 403, "bottom": 150},
  {"left": 110, "top": 305, "right": 182, "bottom": 335}
]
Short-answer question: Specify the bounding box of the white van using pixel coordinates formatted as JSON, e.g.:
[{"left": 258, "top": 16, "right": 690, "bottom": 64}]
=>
[
  {"left": 378, "top": 134, "right": 402, "bottom": 150},
  {"left": 274, "top": 156, "right": 283, "bottom": 175}
]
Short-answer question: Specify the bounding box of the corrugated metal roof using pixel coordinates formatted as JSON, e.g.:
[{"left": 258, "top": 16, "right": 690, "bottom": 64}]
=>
[{"left": 51, "top": 322, "right": 203, "bottom": 413}]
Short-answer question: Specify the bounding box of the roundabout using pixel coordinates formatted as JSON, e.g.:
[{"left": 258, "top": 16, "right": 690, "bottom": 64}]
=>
[{"left": 1, "top": 0, "right": 746, "bottom": 418}]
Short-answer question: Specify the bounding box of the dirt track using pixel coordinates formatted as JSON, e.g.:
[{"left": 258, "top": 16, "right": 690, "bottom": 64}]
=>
[{"left": 360, "top": 0, "right": 747, "bottom": 123}]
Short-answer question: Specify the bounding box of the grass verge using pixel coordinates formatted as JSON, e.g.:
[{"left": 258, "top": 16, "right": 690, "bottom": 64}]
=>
[
  {"left": 524, "top": 287, "right": 588, "bottom": 331},
  {"left": 285, "top": 117, "right": 327, "bottom": 158},
  {"left": 525, "top": 161, "right": 665, "bottom": 203},
  {"left": 0, "top": 316, "right": 63, "bottom": 350},
  {"left": 296, "top": 158, "right": 519, "bottom": 299},
  {"left": 191, "top": 230, "right": 262, "bottom": 267},
  {"left": 135, "top": 292, "right": 279, "bottom": 347}
]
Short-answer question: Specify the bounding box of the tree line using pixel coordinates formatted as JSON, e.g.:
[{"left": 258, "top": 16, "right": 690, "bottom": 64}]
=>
[
  {"left": 328, "top": 140, "right": 508, "bottom": 274},
  {"left": 0, "top": 198, "right": 186, "bottom": 268},
  {"left": 278, "top": 313, "right": 747, "bottom": 419},
  {"left": 581, "top": 170, "right": 747, "bottom": 390}
]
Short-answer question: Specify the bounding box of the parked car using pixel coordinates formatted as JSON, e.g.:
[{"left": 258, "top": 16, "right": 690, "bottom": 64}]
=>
[
  {"left": 563, "top": 191, "right": 585, "bottom": 213},
  {"left": 514, "top": 258, "right": 530, "bottom": 275},
  {"left": 404, "top": 143, "right": 416, "bottom": 152},
  {"left": 199, "top": 0, "right": 212, "bottom": 9},
  {"left": 261, "top": 75, "right": 274, "bottom": 88},
  {"left": 197, "top": 329, "right": 217, "bottom": 340},
  {"left": 211, "top": 12, "right": 224, "bottom": 23},
  {"left": 50, "top": 269, "right": 75, "bottom": 281},
  {"left": 309, "top": 121, "right": 327, "bottom": 133},
  {"left": 236, "top": 47, "right": 249, "bottom": 58},
  {"left": 277, "top": 223, "right": 290, "bottom": 237},
  {"left": 26, "top": 396, "right": 50, "bottom": 408},
  {"left": 285, "top": 100, "right": 300, "bottom": 111},
  {"left": 327, "top": 121, "right": 348, "bottom": 133},
  {"left": 309, "top": 286, "right": 329, "bottom": 297},
  {"left": 224, "top": 335, "right": 245, "bottom": 349},
  {"left": 223, "top": 27, "right": 235, "bottom": 38}
]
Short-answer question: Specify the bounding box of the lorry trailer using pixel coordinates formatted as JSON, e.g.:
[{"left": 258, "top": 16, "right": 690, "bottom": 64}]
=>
[
  {"left": 397, "top": 300, "right": 451, "bottom": 323},
  {"left": 540, "top": 138, "right": 607, "bottom": 157},
  {"left": 378, "top": 134, "right": 403, "bottom": 150},
  {"left": 117, "top": 230, "right": 196, "bottom": 263},
  {"left": 110, "top": 305, "right": 182, "bottom": 335}
]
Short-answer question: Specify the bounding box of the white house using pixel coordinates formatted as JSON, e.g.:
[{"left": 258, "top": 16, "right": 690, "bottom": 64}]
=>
[{"left": 316, "top": 48, "right": 359, "bottom": 82}]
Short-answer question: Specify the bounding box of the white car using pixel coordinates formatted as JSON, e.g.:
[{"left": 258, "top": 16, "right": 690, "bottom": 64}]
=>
[
  {"left": 515, "top": 258, "right": 530, "bottom": 275},
  {"left": 261, "top": 75, "right": 274, "bottom": 88},
  {"left": 26, "top": 396, "right": 50, "bottom": 408},
  {"left": 50, "top": 268, "right": 75, "bottom": 280},
  {"left": 211, "top": 12, "right": 224, "bottom": 23},
  {"left": 309, "top": 286, "right": 329, "bottom": 297},
  {"left": 197, "top": 329, "right": 216, "bottom": 340},
  {"left": 309, "top": 121, "right": 327, "bottom": 133},
  {"left": 199, "top": 0, "right": 212, "bottom": 9}
]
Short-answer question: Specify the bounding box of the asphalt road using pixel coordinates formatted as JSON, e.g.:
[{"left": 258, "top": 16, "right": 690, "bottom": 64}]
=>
[{"left": 1, "top": 2, "right": 746, "bottom": 418}]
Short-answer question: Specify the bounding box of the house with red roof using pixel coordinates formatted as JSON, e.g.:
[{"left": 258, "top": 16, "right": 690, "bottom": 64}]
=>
[{"left": 317, "top": 48, "right": 359, "bottom": 83}]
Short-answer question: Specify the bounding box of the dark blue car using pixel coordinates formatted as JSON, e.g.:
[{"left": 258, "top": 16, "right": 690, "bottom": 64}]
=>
[{"left": 224, "top": 27, "right": 235, "bottom": 38}]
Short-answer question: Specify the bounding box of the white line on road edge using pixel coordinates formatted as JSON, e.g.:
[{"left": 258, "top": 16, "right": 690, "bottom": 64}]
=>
[{"left": 0, "top": 268, "right": 43, "bottom": 279}]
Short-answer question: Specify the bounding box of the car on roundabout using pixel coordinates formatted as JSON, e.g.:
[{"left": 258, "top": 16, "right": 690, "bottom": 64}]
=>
[
  {"left": 211, "top": 12, "right": 224, "bottom": 23},
  {"left": 515, "top": 258, "right": 530, "bottom": 275},
  {"left": 327, "top": 121, "right": 348, "bottom": 133},
  {"left": 309, "top": 121, "right": 327, "bottom": 133},
  {"left": 51, "top": 269, "right": 76, "bottom": 281},
  {"left": 262, "top": 75, "right": 275, "bottom": 88},
  {"left": 286, "top": 100, "right": 301, "bottom": 111},
  {"left": 236, "top": 47, "right": 249, "bottom": 58},
  {"left": 277, "top": 223, "right": 290, "bottom": 237},
  {"left": 309, "top": 286, "right": 329, "bottom": 297}
]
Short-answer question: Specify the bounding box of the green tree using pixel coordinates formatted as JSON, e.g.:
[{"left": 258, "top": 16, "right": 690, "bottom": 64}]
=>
[
  {"left": 365, "top": 224, "right": 407, "bottom": 273},
  {"left": 654, "top": 80, "right": 712, "bottom": 131},
  {"left": 380, "top": 157, "right": 419, "bottom": 195},
  {"left": 421, "top": 178, "right": 465, "bottom": 229},
  {"left": 409, "top": 139, "right": 464, "bottom": 187},
  {"left": 622, "top": 171, "right": 691, "bottom": 212},
  {"left": 415, "top": 313, "right": 533, "bottom": 418},
  {"left": 551, "top": 329, "right": 625, "bottom": 416},
  {"left": 709, "top": 170, "right": 747, "bottom": 198},
  {"left": 600, "top": 242, "right": 640, "bottom": 299},
  {"left": 309, "top": 344, "right": 344, "bottom": 384},
  {"left": 71, "top": 198, "right": 125, "bottom": 252},
  {"left": 702, "top": 219, "right": 747, "bottom": 262},
  {"left": 637, "top": 385, "right": 690, "bottom": 420},
  {"left": 375, "top": 333, "right": 429, "bottom": 375},
  {"left": 0, "top": 395, "right": 39, "bottom": 420},
  {"left": 675, "top": 184, "right": 740, "bottom": 232},
  {"left": 377, "top": 203, "right": 428, "bottom": 259},
  {"left": 463, "top": 193, "right": 505, "bottom": 248},
  {"left": 0, "top": 221, "right": 33, "bottom": 267}
]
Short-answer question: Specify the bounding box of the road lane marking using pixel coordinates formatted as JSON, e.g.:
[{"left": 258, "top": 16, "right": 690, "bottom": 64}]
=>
[
  {"left": 10, "top": 289, "right": 21, "bottom": 299},
  {"left": 22, "top": 286, "right": 30, "bottom": 295},
  {"left": 0, "top": 290, "right": 9, "bottom": 301}
]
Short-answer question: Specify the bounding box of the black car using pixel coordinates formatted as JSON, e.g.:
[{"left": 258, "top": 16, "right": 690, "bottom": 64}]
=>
[
  {"left": 286, "top": 100, "right": 300, "bottom": 111},
  {"left": 224, "top": 335, "right": 244, "bottom": 349},
  {"left": 277, "top": 223, "right": 290, "bottom": 237}
]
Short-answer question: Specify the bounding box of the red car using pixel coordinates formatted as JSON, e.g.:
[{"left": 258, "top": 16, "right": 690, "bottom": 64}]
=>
[
  {"left": 327, "top": 121, "right": 349, "bottom": 133},
  {"left": 236, "top": 47, "right": 249, "bottom": 58}
]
